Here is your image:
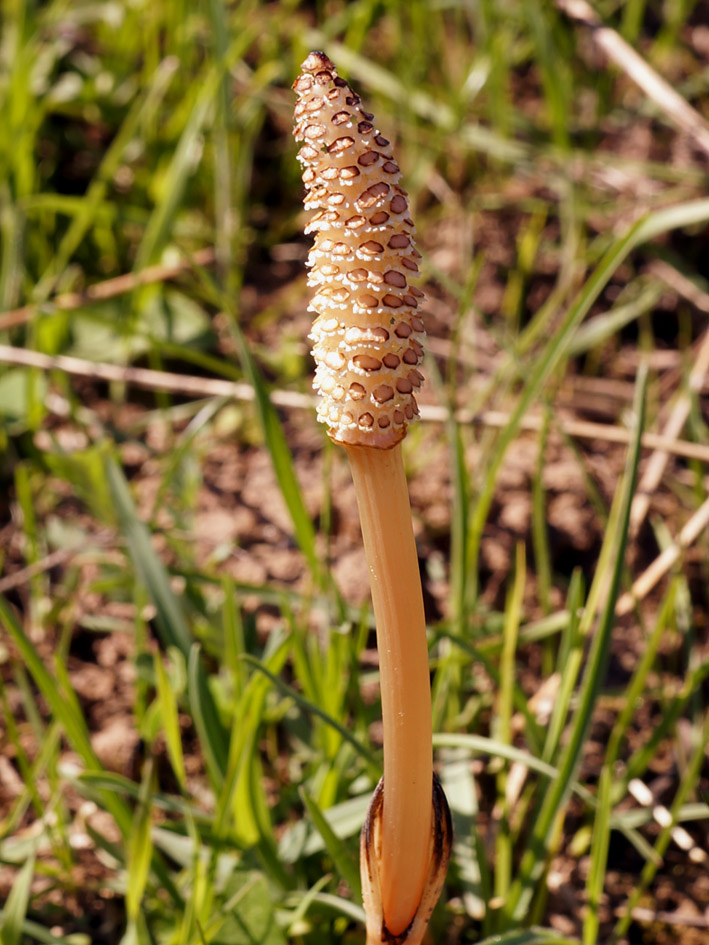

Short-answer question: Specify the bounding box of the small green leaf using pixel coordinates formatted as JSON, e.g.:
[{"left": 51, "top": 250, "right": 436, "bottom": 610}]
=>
[{"left": 0, "top": 369, "right": 47, "bottom": 421}]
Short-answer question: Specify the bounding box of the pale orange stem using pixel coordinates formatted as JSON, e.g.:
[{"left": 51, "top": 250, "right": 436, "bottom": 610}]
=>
[{"left": 345, "top": 441, "right": 433, "bottom": 936}]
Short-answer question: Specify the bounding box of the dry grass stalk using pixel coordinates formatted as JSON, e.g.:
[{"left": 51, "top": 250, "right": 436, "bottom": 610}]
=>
[
  {"left": 556, "top": 0, "right": 709, "bottom": 158},
  {"left": 3, "top": 344, "right": 709, "bottom": 465},
  {"left": 616, "top": 495, "right": 709, "bottom": 616},
  {"left": 0, "top": 247, "right": 215, "bottom": 332},
  {"left": 629, "top": 327, "right": 709, "bottom": 534}
]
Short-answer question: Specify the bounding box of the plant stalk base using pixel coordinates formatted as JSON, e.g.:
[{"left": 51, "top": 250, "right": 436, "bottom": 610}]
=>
[{"left": 360, "top": 774, "right": 453, "bottom": 945}]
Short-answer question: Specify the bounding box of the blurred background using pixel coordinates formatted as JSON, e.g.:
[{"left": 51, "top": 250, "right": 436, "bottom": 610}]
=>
[{"left": 0, "top": 2, "right": 708, "bottom": 944}]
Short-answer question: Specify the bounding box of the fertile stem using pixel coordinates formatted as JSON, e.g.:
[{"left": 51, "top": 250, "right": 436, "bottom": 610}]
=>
[
  {"left": 292, "top": 50, "right": 451, "bottom": 942},
  {"left": 346, "top": 442, "right": 432, "bottom": 934}
]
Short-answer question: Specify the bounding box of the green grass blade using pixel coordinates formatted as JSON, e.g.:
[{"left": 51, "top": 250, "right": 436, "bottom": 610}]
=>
[
  {"left": 431, "top": 386, "right": 470, "bottom": 732},
  {"left": 105, "top": 456, "right": 193, "bottom": 656},
  {"left": 187, "top": 644, "right": 229, "bottom": 786},
  {"left": 246, "top": 746, "right": 290, "bottom": 889},
  {"left": 440, "top": 750, "right": 490, "bottom": 923},
  {"left": 607, "top": 585, "right": 678, "bottom": 783},
  {"left": 299, "top": 788, "right": 362, "bottom": 901},
  {"left": 133, "top": 66, "right": 219, "bottom": 271},
  {"left": 522, "top": 0, "right": 570, "bottom": 150},
  {"left": 125, "top": 759, "right": 155, "bottom": 924},
  {"left": 447, "top": 371, "right": 470, "bottom": 637},
  {"left": 215, "top": 628, "right": 291, "bottom": 840},
  {"left": 611, "top": 710, "right": 709, "bottom": 943},
  {"left": 434, "top": 733, "right": 591, "bottom": 805},
  {"left": 622, "top": 659, "right": 709, "bottom": 787},
  {"left": 466, "top": 199, "right": 709, "bottom": 605},
  {"left": 279, "top": 793, "right": 370, "bottom": 862},
  {"left": 241, "top": 654, "right": 377, "bottom": 769},
  {"left": 494, "top": 543, "right": 526, "bottom": 903},
  {"left": 567, "top": 283, "right": 663, "bottom": 357},
  {"left": 542, "top": 574, "right": 584, "bottom": 763},
  {"left": 154, "top": 651, "right": 187, "bottom": 789},
  {"left": 531, "top": 410, "right": 552, "bottom": 616},
  {"left": 582, "top": 766, "right": 613, "bottom": 945},
  {"left": 194, "top": 253, "right": 324, "bottom": 590},
  {"left": 34, "top": 57, "right": 179, "bottom": 300},
  {"left": 231, "top": 326, "right": 323, "bottom": 588},
  {"left": 222, "top": 576, "right": 247, "bottom": 697},
  {"left": 581, "top": 586, "right": 701, "bottom": 940},
  {"left": 284, "top": 874, "right": 333, "bottom": 936},
  {"left": 0, "top": 597, "right": 133, "bottom": 829},
  {"left": 439, "top": 631, "right": 543, "bottom": 759},
  {"left": 15, "top": 922, "right": 79, "bottom": 945},
  {"left": 77, "top": 771, "right": 207, "bottom": 821},
  {"left": 0, "top": 847, "right": 35, "bottom": 945},
  {"left": 474, "top": 930, "right": 580, "bottom": 945},
  {"left": 106, "top": 457, "right": 228, "bottom": 780},
  {"left": 502, "top": 365, "right": 648, "bottom": 923}
]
